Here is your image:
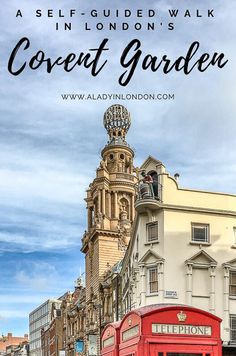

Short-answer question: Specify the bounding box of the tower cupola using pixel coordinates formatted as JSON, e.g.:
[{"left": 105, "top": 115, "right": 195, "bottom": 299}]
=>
[{"left": 103, "top": 104, "right": 131, "bottom": 145}]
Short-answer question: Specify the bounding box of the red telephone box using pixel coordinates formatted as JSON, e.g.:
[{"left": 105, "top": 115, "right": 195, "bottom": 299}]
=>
[
  {"left": 119, "top": 304, "right": 222, "bottom": 356},
  {"left": 101, "top": 321, "right": 121, "bottom": 356}
]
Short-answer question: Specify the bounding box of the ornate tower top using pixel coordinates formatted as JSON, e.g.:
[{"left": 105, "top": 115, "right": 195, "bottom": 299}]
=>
[{"left": 103, "top": 104, "right": 131, "bottom": 145}]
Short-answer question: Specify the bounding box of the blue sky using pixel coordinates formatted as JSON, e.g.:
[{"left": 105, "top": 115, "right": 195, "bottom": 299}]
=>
[{"left": 0, "top": 0, "right": 236, "bottom": 336}]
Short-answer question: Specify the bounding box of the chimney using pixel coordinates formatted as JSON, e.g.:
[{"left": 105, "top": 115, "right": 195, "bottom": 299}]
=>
[
  {"left": 24, "top": 334, "right": 28, "bottom": 338},
  {"left": 7, "top": 333, "right": 12, "bottom": 338}
]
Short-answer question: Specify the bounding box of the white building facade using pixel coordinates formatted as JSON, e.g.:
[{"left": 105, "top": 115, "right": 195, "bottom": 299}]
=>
[
  {"left": 121, "top": 156, "right": 236, "bottom": 356},
  {"left": 29, "top": 299, "right": 61, "bottom": 356}
]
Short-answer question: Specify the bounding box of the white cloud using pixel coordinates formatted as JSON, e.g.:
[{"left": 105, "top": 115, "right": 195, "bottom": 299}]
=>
[
  {"left": 0, "top": 295, "right": 45, "bottom": 304},
  {"left": 15, "top": 262, "right": 58, "bottom": 291},
  {"left": 0, "top": 310, "right": 31, "bottom": 319}
]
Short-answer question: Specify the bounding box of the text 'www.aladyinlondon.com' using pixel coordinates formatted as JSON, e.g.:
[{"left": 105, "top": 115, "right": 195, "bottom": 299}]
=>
[{"left": 61, "top": 93, "right": 175, "bottom": 101}]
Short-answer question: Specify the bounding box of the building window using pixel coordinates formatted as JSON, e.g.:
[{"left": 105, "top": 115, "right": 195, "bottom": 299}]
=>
[
  {"left": 148, "top": 267, "right": 158, "bottom": 294},
  {"left": 191, "top": 223, "right": 209, "bottom": 243},
  {"left": 147, "top": 222, "right": 158, "bottom": 242},
  {"left": 229, "top": 271, "right": 236, "bottom": 296},
  {"left": 230, "top": 315, "right": 236, "bottom": 343}
]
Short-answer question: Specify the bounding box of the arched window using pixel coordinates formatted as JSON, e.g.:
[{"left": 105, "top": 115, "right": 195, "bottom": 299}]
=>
[{"left": 147, "top": 170, "right": 159, "bottom": 198}]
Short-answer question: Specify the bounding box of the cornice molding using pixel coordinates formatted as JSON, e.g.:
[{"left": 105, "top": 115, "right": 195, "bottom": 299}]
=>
[{"left": 136, "top": 199, "right": 236, "bottom": 217}]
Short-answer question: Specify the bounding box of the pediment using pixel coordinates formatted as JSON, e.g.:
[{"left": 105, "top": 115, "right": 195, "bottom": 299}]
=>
[
  {"left": 138, "top": 249, "right": 164, "bottom": 264},
  {"left": 222, "top": 257, "right": 236, "bottom": 268},
  {"left": 186, "top": 250, "right": 217, "bottom": 267},
  {"left": 140, "top": 155, "right": 165, "bottom": 171}
]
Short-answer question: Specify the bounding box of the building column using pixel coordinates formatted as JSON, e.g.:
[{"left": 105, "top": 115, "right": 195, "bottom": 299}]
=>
[
  {"left": 107, "top": 191, "right": 111, "bottom": 218},
  {"left": 98, "top": 189, "right": 101, "bottom": 213},
  {"left": 139, "top": 263, "right": 146, "bottom": 306},
  {"left": 114, "top": 191, "right": 118, "bottom": 219},
  {"left": 131, "top": 271, "right": 138, "bottom": 309},
  {"left": 87, "top": 207, "right": 92, "bottom": 229},
  {"left": 104, "top": 293, "right": 109, "bottom": 317},
  {"left": 135, "top": 270, "right": 141, "bottom": 306},
  {"left": 158, "top": 262, "right": 164, "bottom": 302},
  {"left": 131, "top": 194, "right": 135, "bottom": 221},
  {"left": 209, "top": 265, "right": 216, "bottom": 313},
  {"left": 129, "top": 281, "right": 134, "bottom": 309},
  {"left": 223, "top": 266, "right": 230, "bottom": 332},
  {"left": 102, "top": 188, "right": 106, "bottom": 215},
  {"left": 186, "top": 263, "right": 193, "bottom": 305}
]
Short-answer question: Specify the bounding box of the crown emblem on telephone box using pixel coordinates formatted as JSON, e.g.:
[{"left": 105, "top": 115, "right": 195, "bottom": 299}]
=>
[{"left": 177, "top": 310, "right": 187, "bottom": 322}]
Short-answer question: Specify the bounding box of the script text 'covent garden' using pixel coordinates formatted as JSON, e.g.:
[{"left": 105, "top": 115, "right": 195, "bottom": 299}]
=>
[{"left": 6, "top": 38, "right": 228, "bottom": 86}]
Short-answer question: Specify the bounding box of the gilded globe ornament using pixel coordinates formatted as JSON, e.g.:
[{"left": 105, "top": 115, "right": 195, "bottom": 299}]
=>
[{"left": 103, "top": 104, "right": 131, "bottom": 144}]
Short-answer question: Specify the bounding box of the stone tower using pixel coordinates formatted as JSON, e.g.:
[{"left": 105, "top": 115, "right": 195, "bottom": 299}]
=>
[{"left": 81, "top": 104, "right": 137, "bottom": 349}]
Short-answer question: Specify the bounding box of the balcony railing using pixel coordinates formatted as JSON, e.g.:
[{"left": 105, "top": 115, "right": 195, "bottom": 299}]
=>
[{"left": 136, "top": 181, "right": 162, "bottom": 202}]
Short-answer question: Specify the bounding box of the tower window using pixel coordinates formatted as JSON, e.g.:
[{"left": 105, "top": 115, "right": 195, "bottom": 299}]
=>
[
  {"left": 109, "top": 153, "right": 114, "bottom": 160},
  {"left": 120, "top": 154, "right": 125, "bottom": 160}
]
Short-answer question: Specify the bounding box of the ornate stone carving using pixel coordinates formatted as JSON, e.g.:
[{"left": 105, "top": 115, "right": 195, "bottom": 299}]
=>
[{"left": 94, "top": 212, "right": 104, "bottom": 229}]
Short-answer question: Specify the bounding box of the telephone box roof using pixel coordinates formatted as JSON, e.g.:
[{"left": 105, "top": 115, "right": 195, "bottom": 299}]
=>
[
  {"left": 122, "top": 303, "right": 222, "bottom": 322},
  {"left": 101, "top": 320, "right": 122, "bottom": 339}
]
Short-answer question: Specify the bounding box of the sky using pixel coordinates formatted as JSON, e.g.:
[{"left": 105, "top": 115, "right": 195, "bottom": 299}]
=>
[{"left": 0, "top": 0, "right": 236, "bottom": 337}]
